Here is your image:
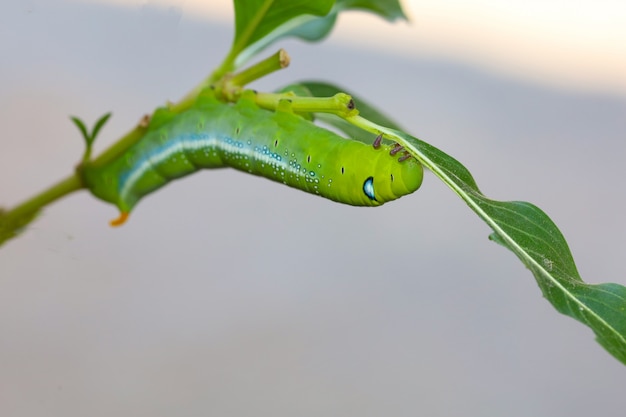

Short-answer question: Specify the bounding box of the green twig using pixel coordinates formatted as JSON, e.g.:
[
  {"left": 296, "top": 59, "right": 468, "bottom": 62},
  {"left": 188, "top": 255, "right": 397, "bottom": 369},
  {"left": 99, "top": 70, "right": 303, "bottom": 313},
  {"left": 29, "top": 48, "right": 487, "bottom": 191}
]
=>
[
  {"left": 345, "top": 114, "right": 383, "bottom": 134},
  {"left": 230, "top": 49, "right": 290, "bottom": 87},
  {"left": 3, "top": 174, "right": 83, "bottom": 219},
  {"left": 253, "top": 91, "right": 359, "bottom": 118},
  {"left": 166, "top": 49, "right": 289, "bottom": 114},
  {"left": 1, "top": 174, "right": 83, "bottom": 244}
]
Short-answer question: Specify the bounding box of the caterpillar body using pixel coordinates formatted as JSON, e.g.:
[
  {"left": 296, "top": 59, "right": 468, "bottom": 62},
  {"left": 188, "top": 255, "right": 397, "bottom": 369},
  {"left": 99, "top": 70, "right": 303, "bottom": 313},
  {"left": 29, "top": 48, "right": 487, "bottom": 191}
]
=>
[{"left": 81, "top": 89, "right": 423, "bottom": 225}]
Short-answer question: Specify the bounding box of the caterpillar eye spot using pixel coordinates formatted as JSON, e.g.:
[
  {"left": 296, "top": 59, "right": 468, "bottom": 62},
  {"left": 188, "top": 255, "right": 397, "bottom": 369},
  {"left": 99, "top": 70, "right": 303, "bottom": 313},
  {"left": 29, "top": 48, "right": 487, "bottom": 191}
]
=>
[
  {"left": 390, "top": 173, "right": 394, "bottom": 182},
  {"left": 363, "top": 177, "right": 377, "bottom": 201},
  {"left": 341, "top": 166, "right": 345, "bottom": 175},
  {"left": 235, "top": 127, "right": 240, "bottom": 135},
  {"left": 307, "top": 155, "right": 311, "bottom": 163},
  {"left": 274, "top": 139, "right": 279, "bottom": 147}
]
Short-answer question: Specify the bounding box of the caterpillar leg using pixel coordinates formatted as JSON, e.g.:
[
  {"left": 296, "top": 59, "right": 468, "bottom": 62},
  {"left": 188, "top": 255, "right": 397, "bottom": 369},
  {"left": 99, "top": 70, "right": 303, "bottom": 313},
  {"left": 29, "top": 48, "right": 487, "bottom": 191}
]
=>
[
  {"left": 389, "top": 143, "right": 414, "bottom": 162},
  {"left": 372, "top": 134, "right": 383, "bottom": 149},
  {"left": 389, "top": 143, "right": 404, "bottom": 155},
  {"left": 109, "top": 212, "right": 129, "bottom": 227},
  {"left": 373, "top": 135, "right": 413, "bottom": 162},
  {"left": 397, "top": 152, "right": 412, "bottom": 162}
]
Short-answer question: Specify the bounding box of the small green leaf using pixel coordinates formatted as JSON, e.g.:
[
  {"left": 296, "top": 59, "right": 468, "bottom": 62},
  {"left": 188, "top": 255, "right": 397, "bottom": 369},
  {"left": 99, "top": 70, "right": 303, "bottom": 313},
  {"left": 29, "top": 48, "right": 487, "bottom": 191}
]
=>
[
  {"left": 71, "top": 113, "right": 112, "bottom": 162},
  {"left": 90, "top": 112, "right": 112, "bottom": 146},
  {"left": 70, "top": 116, "right": 90, "bottom": 145}
]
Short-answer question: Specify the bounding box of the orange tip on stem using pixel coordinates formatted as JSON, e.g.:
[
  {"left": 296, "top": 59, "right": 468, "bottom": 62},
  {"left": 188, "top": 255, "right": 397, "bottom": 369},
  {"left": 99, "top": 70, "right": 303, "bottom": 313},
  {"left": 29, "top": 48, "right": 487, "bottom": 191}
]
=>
[{"left": 109, "top": 212, "right": 129, "bottom": 227}]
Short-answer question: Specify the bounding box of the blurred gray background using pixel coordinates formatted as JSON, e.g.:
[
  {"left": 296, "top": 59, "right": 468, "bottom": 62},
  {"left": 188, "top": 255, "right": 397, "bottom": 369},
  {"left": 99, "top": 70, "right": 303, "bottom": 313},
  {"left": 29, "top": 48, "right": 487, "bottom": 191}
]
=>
[{"left": 1, "top": 1, "right": 625, "bottom": 416}]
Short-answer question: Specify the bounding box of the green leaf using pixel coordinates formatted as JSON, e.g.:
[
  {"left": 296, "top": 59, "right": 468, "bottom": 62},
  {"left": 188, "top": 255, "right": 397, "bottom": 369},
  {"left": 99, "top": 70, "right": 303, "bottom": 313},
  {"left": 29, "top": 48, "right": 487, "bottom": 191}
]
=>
[
  {"left": 381, "top": 126, "right": 626, "bottom": 364},
  {"left": 230, "top": 0, "right": 334, "bottom": 68},
  {"left": 70, "top": 116, "right": 90, "bottom": 145},
  {"left": 333, "top": 0, "right": 406, "bottom": 21},
  {"left": 282, "top": 0, "right": 407, "bottom": 43},
  {"left": 90, "top": 112, "right": 112, "bottom": 146},
  {"left": 303, "top": 82, "right": 626, "bottom": 363},
  {"left": 71, "top": 112, "right": 112, "bottom": 162},
  {"left": 228, "top": 0, "right": 407, "bottom": 69}
]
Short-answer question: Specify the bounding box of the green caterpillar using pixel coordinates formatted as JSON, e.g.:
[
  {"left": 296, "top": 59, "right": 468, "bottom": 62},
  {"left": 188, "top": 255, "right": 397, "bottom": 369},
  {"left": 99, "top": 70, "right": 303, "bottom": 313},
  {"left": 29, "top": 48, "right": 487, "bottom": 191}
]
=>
[{"left": 81, "top": 89, "right": 423, "bottom": 225}]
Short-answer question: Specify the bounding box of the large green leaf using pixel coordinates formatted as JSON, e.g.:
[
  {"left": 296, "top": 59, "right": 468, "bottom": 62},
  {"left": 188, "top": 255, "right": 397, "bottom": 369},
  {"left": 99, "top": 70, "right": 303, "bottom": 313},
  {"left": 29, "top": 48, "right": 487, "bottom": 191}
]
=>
[
  {"left": 290, "top": 81, "right": 626, "bottom": 364},
  {"left": 384, "top": 126, "right": 626, "bottom": 364},
  {"left": 229, "top": 0, "right": 407, "bottom": 69}
]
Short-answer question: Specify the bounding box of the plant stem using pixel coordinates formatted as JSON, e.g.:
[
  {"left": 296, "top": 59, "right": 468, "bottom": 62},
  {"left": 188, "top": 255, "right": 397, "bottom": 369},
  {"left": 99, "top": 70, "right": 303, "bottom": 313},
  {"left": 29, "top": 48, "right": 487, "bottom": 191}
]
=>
[
  {"left": 4, "top": 174, "right": 83, "bottom": 216},
  {"left": 345, "top": 114, "right": 382, "bottom": 134},
  {"left": 254, "top": 92, "right": 359, "bottom": 118},
  {"left": 230, "top": 49, "right": 290, "bottom": 87},
  {"left": 1, "top": 173, "right": 83, "bottom": 242}
]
